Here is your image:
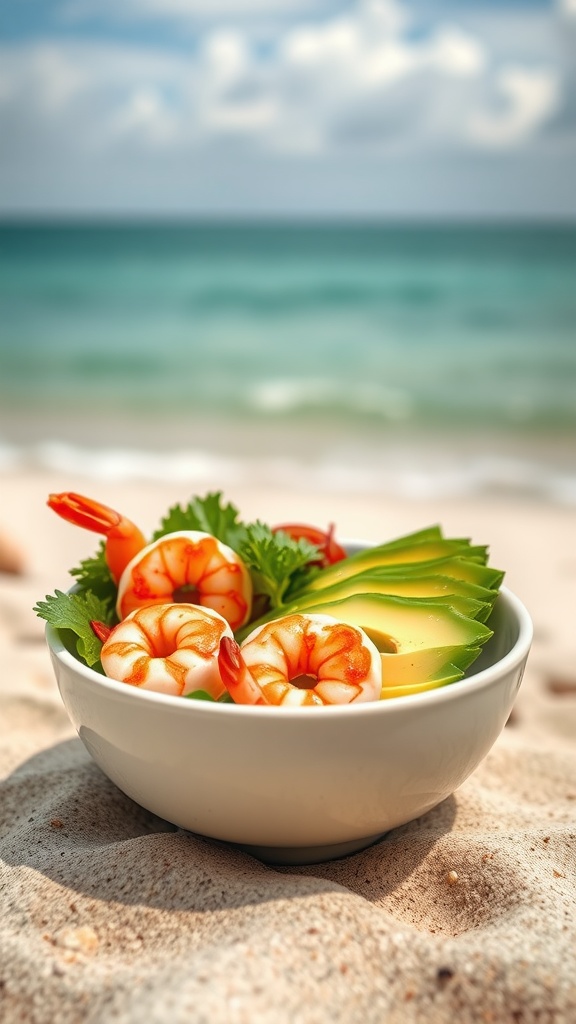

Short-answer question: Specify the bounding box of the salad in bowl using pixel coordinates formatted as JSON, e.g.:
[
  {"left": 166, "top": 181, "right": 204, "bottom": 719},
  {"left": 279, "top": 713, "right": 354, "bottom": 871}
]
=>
[
  {"left": 37, "top": 490, "right": 532, "bottom": 862},
  {"left": 36, "top": 489, "right": 504, "bottom": 707}
]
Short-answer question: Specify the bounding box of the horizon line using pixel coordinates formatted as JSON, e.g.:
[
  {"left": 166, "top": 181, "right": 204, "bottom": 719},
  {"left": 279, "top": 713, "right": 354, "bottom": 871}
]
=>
[{"left": 2, "top": 212, "right": 576, "bottom": 228}]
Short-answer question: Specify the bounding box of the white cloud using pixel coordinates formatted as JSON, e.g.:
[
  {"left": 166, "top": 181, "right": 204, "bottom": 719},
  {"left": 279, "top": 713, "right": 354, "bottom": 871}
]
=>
[
  {"left": 0, "top": 0, "right": 575, "bottom": 213},
  {"left": 469, "top": 67, "right": 560, "bottom": 147},
  {"left": 428, "top": 26, "right": 486, "bottom": 77},
  {"left": 0, "top": 41, "right": 200, "bottom": 160},
  {"left": 202, "top": 31, "right": 249, "bottom": 84},
  {"left": 282, "top": 15, "right": 418, "bottom": 104},
  {"left": 0, "top": 6, "right": 563, "bottom": 160},
  {"left": 274, "top": 3, "right": 487, "bottom": 154}
]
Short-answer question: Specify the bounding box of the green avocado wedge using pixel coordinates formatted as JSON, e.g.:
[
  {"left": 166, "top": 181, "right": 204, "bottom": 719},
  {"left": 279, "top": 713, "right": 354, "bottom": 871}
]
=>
[
  {"left": 272, "top": 571, "right": 496, "bottom": 623},
  {"left": 298, "top": 593, "right": 493, "bottom": 653},
  {"left": 293, "top": 536, "right": 489, "bottom": 594},
  {"left": 371, "top": 555, "right": 504, "bottom": 591},
  {"left": 379, "top": 643, "right": 483, "bottom": 687},
  {"left": 380, "top": 672, "right": 466, "bottom": 700}
]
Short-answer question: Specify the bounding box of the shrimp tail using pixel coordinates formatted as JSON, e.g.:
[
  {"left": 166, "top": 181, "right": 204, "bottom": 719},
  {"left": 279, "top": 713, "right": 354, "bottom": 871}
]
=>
[
  {"left": 218, "top": 636, "right": 267, "bottom": 705},
  {"left": 48, "top": 492, "right": 123, "bottom": 535},
  {"left": 47, "top": 491, "right": 147, "bottom": 583},
  {"left": 90, "top": 619, "right": 113, "bottom": 643}
]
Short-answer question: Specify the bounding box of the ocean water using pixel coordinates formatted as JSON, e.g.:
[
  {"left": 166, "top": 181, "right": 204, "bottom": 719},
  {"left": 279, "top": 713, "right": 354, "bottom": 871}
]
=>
[{"left": 1, "top": 221, "right": 575, "bottom": 500}]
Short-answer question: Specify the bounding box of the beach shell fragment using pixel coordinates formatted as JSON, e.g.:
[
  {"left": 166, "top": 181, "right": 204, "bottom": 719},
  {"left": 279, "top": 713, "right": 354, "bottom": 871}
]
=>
[{"left": 0, "top": 531, "right": 25, "bottom": 575}]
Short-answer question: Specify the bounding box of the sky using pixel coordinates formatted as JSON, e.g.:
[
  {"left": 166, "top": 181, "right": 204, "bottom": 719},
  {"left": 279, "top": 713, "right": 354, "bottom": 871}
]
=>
[{"left": 1, "top": 0, "right": 575, "bottom": 218}]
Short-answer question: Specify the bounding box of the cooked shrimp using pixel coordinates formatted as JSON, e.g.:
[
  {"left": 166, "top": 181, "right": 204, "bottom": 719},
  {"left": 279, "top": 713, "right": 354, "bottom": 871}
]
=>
[
  {"left": 100, "top": 603, "right": 233, "bottom": 698},
  {"left": 218, "top": 612, "right": 382, "bottom": 707},
  {"left": 116, "top": 531, "right": 252, "bottom": 628},
  {"left": 47, "top": 492, "right": 252, "bottom": 630}
]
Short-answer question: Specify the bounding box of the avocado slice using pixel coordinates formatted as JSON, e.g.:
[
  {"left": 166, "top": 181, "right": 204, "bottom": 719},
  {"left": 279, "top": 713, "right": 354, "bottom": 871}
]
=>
[
  {"left": 380, "top": 673, "right": 462, "bottom": 700},
  {"left": 270, "top": 592, "right": 493, "bottom": 655},
  {"left": 378, "top": 643, "right": 482, "bottom": 686},
  {"left": 369, "top": 555, "right": 504, "bottom": 591},
  {"left": 297, "top": 571, "right": 493, "bottom": 616},
  {"left": 354, "top": 572, "right": 497, "bottom": 622},
  {"left": 261, "top": 572, "right": 493, "bottom": 624},
  {"left": 297, "top": 538, "right": 489, "bottom": 594}
]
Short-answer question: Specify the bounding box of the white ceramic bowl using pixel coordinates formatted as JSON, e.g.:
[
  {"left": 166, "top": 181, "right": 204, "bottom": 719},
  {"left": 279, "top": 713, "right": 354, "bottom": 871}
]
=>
[{"left": 46, "top": 543, "right": 532, "bottom": 865}]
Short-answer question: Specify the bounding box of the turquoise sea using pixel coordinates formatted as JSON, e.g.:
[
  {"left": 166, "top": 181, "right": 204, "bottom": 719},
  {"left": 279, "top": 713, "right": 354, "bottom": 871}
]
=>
[{"left": 1, "top": 221, "right": 575, "bottom": 500}]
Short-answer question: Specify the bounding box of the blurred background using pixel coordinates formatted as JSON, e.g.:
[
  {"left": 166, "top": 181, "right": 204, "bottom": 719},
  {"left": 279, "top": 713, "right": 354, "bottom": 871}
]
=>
[{"left": 1, "top": 0, "right": 575, "bottom": 503}]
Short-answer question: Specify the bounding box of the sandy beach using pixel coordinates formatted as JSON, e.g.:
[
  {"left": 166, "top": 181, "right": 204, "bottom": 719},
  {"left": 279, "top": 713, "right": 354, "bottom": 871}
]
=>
[
  {"left": 2, "top": 5, "right": 576, "bottom": 1017},
  {"left": 1, "top": 467, "right": 575, "bottom": 1022}
]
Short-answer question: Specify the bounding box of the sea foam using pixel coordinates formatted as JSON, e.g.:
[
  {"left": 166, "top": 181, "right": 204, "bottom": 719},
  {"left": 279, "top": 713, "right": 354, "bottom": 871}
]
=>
[{"left": 2, "top": 436, "right": 575, "bottom": 506}]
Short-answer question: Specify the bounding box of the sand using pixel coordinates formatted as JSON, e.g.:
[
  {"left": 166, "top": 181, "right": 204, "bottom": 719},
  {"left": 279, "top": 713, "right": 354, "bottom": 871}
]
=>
[{"left": 1, "top": 468, "right": 575, "bottom": 1023}]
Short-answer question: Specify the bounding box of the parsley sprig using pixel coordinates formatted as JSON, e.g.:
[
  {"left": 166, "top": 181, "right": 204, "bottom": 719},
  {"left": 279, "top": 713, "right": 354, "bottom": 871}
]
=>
[
  {"left": 152, "top": 491, "right": 245, "bottom": 549},
  {"left": 238, "top": 521, "right": 319, "bottom": 609}
]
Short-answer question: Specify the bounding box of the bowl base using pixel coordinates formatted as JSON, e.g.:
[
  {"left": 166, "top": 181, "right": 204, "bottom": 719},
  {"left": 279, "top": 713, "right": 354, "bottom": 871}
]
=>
[{"left": 235, "top": 831, "right": 388, "bottom": 865}]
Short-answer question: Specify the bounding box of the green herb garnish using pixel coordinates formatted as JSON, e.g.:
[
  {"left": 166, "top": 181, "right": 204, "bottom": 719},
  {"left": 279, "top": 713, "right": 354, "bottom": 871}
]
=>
[
  {"left": 68, "top": 540, "right": 117, "bottom": 606},
  {"left": 33, "top": 589, "right": 115, "bottom": 668},
  {"left": 152, "top": 490, "right": 246, "bottom": 549},
  {"left": 238, "top": 521, "right": 319, "bottom": 610}
]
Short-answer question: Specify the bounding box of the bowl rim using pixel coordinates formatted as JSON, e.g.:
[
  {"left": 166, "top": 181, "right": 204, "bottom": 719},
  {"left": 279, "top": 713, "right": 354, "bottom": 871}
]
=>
[{"left": 46, "top": 576, "right": 533, "bottom": 720}]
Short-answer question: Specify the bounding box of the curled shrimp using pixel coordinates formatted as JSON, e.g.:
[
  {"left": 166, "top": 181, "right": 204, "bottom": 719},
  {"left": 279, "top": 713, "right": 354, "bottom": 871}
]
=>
[
  {"left": 116, "top": 531, "right": 252, "bottom": 628},
  {"left": 218, "top": 612, "right": 382, "bottom": 707},
  {"left": 100, "top": 603, "right": 233, "bottom": 698},
  {"left": 47, "top": 492, "right": 252, "bottom": 630}
]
